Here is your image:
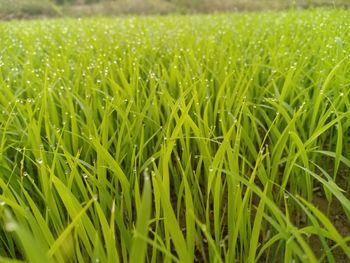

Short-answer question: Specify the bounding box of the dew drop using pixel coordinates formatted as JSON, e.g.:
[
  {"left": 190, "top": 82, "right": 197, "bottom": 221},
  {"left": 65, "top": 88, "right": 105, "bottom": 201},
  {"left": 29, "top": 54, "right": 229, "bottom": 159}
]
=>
[{"left": 5, "top": 221, "right": 17, "bottom": 232}]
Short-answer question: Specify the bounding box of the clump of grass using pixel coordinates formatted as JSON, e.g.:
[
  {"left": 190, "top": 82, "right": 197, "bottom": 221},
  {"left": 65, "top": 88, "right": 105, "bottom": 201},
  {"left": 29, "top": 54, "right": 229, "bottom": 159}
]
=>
[{"left": 0, "top": 9, "right": 350, "bottom": 262}]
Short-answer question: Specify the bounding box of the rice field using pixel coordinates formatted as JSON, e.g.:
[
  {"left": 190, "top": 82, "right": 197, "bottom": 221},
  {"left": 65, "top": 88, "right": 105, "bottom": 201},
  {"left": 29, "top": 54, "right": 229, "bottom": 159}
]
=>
[{"left": 0, "top": 9, "right": 350, "bottom": 263}]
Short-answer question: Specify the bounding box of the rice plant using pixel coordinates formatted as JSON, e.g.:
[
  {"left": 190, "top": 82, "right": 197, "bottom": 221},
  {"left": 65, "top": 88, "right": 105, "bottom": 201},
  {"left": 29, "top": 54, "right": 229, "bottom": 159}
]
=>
[{"left": 0, "top": 9, "right": 350, "bottom": 263}]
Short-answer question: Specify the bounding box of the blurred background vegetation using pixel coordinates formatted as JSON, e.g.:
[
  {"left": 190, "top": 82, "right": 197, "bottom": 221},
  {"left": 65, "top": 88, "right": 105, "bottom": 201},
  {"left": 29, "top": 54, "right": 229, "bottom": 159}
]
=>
[{"left": 0, "top": 0, "right": 349, "bottom": 20}]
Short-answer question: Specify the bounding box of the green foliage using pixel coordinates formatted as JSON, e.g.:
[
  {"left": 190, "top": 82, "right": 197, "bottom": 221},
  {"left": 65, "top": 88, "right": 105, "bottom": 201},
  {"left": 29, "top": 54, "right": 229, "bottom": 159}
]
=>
[
  {"left": 1, "top": 0, "right": 350, "bottom": 19},
  {"left": 0, "top": 9, "right": 350, "bottom": 262},
  {"left": 0, "top": 0, "right": 59, "bottom": 18}
]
